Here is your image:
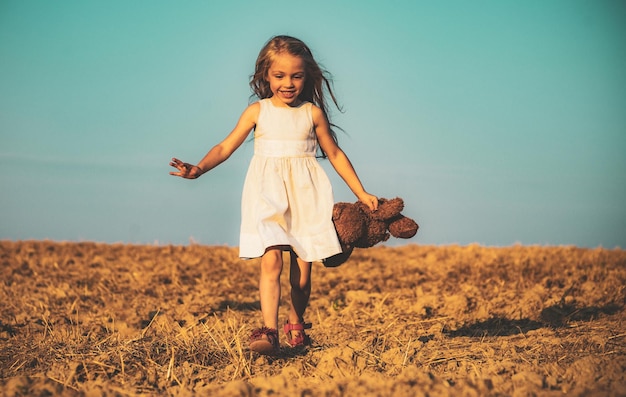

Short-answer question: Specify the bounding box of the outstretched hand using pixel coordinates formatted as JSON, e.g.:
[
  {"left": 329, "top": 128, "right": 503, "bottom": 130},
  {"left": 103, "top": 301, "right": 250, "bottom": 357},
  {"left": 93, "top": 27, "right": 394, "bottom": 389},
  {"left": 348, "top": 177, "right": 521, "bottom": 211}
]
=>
[{"left": 169, "top": 158, "right": 203, "bottom": 179}]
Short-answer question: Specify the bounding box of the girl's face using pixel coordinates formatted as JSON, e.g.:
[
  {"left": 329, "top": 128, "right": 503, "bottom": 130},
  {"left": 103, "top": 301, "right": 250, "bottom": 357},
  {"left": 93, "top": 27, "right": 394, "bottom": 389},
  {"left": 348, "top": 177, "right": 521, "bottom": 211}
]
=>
[{"left": 266, "top": 53, "right": 305, "bottom": 107}]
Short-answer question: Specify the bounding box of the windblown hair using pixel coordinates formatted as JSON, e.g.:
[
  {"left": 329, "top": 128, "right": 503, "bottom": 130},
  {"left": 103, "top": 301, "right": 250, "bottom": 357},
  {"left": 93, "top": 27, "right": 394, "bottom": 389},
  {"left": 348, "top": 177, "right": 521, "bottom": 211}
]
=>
[{"left": 250, "top": 35, "right": 342, "bottom": 157}]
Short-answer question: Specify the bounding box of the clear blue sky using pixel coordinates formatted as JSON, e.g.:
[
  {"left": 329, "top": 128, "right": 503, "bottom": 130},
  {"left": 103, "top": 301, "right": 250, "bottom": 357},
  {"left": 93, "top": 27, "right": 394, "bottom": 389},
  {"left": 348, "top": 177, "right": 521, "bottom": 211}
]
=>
[{"left": 1, "top": 1, "right": 625, "bottom": 248}]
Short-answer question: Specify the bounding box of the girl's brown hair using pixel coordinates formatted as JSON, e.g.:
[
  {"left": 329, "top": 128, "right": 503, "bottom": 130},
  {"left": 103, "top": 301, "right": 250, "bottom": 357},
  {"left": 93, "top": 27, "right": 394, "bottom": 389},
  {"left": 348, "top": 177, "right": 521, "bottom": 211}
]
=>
[{"left": 250, "top": 35, "right": 341, "bottom": 157}]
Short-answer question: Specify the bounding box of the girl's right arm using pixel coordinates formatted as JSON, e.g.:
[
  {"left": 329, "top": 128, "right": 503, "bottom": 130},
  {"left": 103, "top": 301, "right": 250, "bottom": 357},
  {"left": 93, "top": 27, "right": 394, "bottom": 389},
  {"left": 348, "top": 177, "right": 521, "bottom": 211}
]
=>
[{"left": 169, "top": 103, "right": 259, "bottom": 179}]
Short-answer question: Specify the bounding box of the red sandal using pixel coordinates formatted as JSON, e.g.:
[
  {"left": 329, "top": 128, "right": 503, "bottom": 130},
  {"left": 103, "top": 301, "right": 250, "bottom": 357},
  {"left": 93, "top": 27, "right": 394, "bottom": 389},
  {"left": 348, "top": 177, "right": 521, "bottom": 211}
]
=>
[
  {"left": 250, "top": 327, "right": 279, "bottom": 355},
  {"left": 283, "top": 321, "right": 312, "bottom": 347}
]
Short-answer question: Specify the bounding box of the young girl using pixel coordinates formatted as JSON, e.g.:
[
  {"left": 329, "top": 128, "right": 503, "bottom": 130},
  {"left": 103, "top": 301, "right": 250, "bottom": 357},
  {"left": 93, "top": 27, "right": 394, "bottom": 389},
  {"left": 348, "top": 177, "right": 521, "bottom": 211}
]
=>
[{"left": 170, "top": 35, "right": 378, "bottom": 355}]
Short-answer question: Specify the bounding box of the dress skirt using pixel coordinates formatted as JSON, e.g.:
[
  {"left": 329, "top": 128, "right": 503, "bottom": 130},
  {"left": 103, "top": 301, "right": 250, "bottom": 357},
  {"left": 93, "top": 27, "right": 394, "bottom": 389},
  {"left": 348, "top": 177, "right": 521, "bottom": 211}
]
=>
[{"left": 238, "top": 139, "right": 342, "bottom": 262}]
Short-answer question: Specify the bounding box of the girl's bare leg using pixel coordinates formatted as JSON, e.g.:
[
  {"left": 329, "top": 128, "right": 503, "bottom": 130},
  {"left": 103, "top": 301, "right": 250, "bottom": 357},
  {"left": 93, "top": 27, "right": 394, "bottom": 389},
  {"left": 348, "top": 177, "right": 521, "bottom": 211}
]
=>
[
  {"left": 259, "top": 248, "right": 283, "bottom": 330},
  {"left": 288, "top": 250, "right": 312, "bottom": 328}
]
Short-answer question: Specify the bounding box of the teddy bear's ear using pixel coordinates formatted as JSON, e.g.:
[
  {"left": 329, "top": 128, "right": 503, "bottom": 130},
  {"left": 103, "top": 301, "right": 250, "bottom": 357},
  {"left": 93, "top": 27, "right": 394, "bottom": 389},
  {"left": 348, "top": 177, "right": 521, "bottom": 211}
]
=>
[
  {"left": 332, "top": 202, "right": 351, "bottom": 219},
  {"left": 370, "top": 197, "right": 404, "bottom": 221},
  {"left": 388, "top": 216, "right": 419, "bottom": 239}
]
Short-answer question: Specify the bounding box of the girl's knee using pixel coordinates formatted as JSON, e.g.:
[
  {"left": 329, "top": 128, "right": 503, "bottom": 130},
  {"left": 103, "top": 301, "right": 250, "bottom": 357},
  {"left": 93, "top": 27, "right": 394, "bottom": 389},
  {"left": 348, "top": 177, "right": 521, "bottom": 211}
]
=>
[
  {"left": 261, "top": 248, "right": 283, "bottom": 276},
  {"left": 289, "top": 256, "right": 312, "bottom": 291},
  {"left": 290, "top": 274, "right": 311, "bottom": 292}
]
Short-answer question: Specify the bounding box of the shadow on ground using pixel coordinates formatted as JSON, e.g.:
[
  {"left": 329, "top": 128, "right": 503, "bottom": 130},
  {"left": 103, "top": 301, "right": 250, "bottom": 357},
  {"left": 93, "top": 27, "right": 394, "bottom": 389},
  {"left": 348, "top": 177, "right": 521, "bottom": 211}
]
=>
[{"left": 443, "top": 303, "right": 623, "bottom": 338}]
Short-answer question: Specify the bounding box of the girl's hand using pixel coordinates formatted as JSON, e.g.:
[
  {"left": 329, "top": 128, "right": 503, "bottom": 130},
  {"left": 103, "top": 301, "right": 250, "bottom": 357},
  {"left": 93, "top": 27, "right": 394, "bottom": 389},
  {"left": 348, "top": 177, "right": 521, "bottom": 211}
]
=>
[
  {"left": 358, "top": 193, "right": 379, "bottom": 212},
  {"left": 169, "top": 158, "right": 204, "bottom": 179}
]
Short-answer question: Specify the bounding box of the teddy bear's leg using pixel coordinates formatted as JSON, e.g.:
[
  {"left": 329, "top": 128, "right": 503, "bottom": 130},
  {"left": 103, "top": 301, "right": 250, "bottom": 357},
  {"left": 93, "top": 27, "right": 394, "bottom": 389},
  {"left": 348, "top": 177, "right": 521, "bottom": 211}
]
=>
[
  {"left": 322, "top": 246, "right": 354, "bottom": 268},
  {"left": 389, "top": 216, "right": 419, "bottom": 239}
]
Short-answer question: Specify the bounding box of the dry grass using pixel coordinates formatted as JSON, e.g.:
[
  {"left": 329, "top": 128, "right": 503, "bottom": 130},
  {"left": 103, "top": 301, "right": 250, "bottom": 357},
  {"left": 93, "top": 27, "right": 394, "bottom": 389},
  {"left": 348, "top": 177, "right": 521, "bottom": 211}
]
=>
[{"left": 1, "top": 241, "right": 625, "bottom": 396}]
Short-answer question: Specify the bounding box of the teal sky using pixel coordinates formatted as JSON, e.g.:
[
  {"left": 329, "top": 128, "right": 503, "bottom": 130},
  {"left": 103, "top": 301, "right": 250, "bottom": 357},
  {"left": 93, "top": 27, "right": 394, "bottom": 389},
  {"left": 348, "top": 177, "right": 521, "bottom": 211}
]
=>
[{"left": 1, "top": 1, "right": 625, "bottom": 248}]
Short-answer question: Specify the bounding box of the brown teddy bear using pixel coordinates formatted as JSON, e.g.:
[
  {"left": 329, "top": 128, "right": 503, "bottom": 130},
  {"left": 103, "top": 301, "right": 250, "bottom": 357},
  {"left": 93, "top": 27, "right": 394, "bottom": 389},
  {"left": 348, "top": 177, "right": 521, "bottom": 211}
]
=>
[{"left": 323, "top": 197, "right": 419, "bottom": 267}]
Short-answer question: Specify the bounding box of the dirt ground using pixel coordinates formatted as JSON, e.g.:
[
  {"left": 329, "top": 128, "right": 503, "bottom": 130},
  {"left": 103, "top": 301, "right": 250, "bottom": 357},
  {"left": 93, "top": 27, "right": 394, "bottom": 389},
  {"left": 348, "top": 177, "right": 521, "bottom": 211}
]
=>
[{"left": 1, "top": 240, "right": 625, "bottom": 396}]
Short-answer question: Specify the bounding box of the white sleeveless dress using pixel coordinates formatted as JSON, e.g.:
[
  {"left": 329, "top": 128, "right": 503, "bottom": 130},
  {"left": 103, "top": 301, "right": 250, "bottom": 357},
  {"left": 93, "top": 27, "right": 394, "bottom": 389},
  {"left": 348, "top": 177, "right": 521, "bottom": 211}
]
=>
[{"left": 239, "top": 99, "right": 342, "bottom": 262}]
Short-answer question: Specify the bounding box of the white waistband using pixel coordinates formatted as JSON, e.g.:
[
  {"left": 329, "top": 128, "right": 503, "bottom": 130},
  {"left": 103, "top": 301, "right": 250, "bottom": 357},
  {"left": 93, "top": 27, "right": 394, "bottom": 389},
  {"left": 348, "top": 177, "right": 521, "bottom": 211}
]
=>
[{"left": 254, "top": 139, "right": 317, "bottom": 157}]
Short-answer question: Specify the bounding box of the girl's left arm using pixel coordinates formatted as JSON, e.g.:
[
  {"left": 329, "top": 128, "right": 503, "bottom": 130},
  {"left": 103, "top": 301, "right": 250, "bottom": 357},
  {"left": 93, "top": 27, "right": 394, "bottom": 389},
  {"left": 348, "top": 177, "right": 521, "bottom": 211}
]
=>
[{"left": 313, "top": 106, "right": 378, "bottom": 212}]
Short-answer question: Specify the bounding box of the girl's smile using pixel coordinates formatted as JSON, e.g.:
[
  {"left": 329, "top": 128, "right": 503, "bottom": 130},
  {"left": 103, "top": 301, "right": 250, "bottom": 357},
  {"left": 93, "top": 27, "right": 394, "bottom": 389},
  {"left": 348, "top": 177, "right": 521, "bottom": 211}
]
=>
[{"left": 266, "top": 53, "right": 305, "bottom": 107}]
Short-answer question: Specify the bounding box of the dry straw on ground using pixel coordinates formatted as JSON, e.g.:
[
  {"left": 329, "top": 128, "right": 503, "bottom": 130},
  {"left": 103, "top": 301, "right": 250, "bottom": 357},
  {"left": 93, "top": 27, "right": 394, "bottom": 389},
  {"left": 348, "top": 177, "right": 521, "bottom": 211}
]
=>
[{"left": 1, "top": 241, "right": 625, "bottom": 396}]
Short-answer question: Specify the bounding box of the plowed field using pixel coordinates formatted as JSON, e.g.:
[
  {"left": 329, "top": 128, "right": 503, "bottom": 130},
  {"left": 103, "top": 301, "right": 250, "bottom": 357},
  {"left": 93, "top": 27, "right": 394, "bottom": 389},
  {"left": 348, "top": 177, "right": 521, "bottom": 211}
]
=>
[{"left": 1, "top": 241, "right": 625, "bottom": 396}]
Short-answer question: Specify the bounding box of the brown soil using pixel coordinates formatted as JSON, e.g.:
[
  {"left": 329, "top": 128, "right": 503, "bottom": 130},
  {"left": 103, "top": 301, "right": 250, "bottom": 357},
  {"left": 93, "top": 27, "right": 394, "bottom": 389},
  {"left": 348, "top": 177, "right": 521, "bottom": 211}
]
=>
[{"left": 1, "top": 241, "right": 625, "bottom": 396}]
